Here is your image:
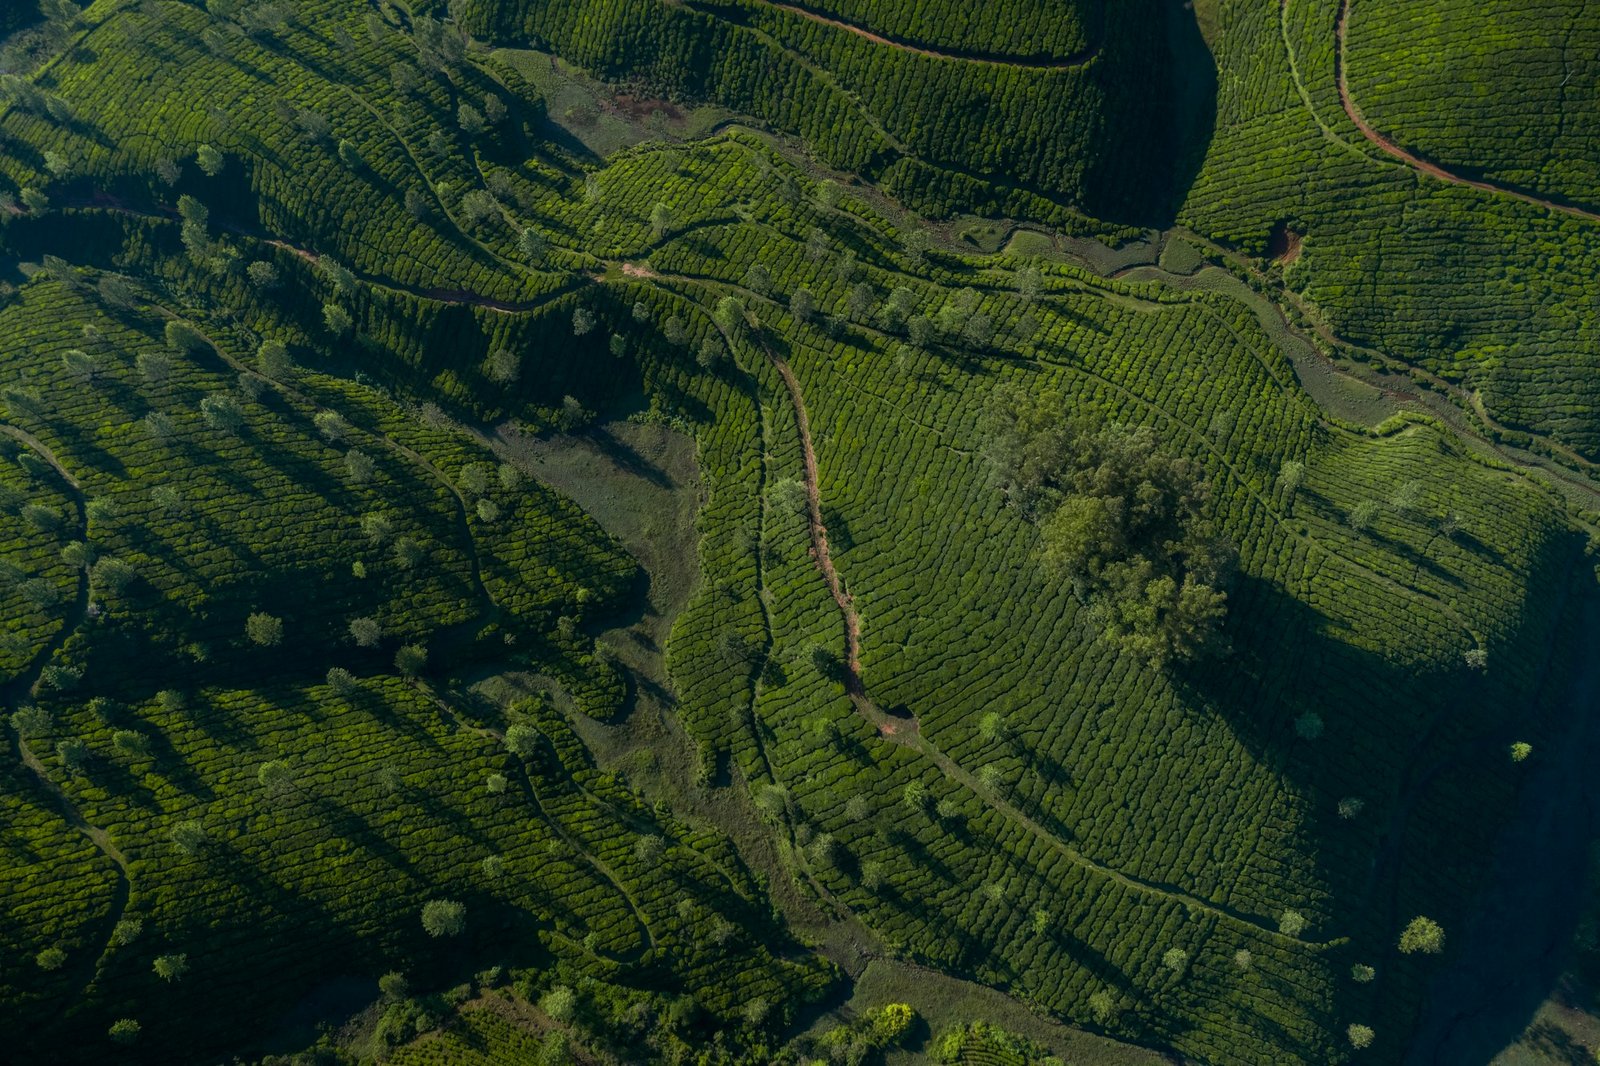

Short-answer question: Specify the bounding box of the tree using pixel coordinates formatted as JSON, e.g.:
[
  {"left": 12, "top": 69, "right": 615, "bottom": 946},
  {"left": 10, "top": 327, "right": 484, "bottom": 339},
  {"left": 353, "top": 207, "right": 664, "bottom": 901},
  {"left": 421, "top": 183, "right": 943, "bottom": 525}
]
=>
[
  {"left": 313, "top": 410, "right": 350, "bottom": 442},
  {"left": 110, "top": 917, "right": 143, "bottom": 947},
  {"left": 713, "top": 296, "right": 746, "bottom": 334},
  {"left": 650, "top": 201, "right": 673, "bottom": 239},
  {"left": 93, "top": 550, "right": 139, "bottom": 592},
  {"left": 985, "top": 392, "right": 1232, "bottom": 667},
  {"left": 635, "top": 834, "right": 666, "bottom": 863},
  {"left": 697, "top": 336, "right": 725, "bottom": 370},
  {"left": 1278, "top": 909, "right": 1307, "bottom": 936},
  {"left": 1276, "top": 460, "right": 1305, "bottom": 506},
  {"left": 137, "top": 351, "right": 173, "bottom": 385},
  {"left": 171, "top": 820, "right": 207, "bottom": 855},
  {"left": 360, "top": 512, "right": 395, "bottom": 544},
  {"left": 1351, "top": 963, "right": 1376, "bottom": 982},
  {"left": 791, "top": 287, "right": 816, "bottom": 322},
  {"left": 200, "top": 393, "right": 245, "bottom": 434},
  {"left": 516, "top": 227, "right": 546, "bottom": 261},
  {"left": 336, "top": 139, "right": 365, "bottom": 170},
  {"left": 323, "top": 303, "right": 354, "bottom": 338},
  {"left": 457, "top": 102, "right": 486, "bottom": 135},
  {"left": 572, "top": 307, "right": 595, "bottom": 336},
  {"left": 541, "top": 985, "right": 577, "bottom": 1023},
  {"left": 350, "top": 616, "right": 382, "bottom": 647},
  {"left": 1398, "top": 916, "right": 1444, "bottom": 954},
  {"left": 902, "top": 779, "right": 929, "bottom": 813},
  {"left": 420, "top": 898, "right": 465, "bottom": 937},
  {"left": 257, "top": 339, "right": 292, "bottom": 377},
  {"left": 1233, "top": 948, "right": 1253, "bottom": 970},
  {"left": 195, "top": 144, "right": 224, "bottom": 176},
  {"left": 153, "top": 953, "right": 188, "bottom": 982},
  {"left": 481, "top": 854, "right": 506, "bottom": 879},
  {"left": 505, "top": 723, "right": 541, "bottom": 758},
  {"left": 345, "top": 449, "right": 374, "bottom": 484},
  {"left": 484, "top": 348, "right": 519, "bottom": 384},
  {"left": 245, "top": 612, "right": 283, "bottom": 646},
  {"left": 326, "top": 667, "right": 359, "bottom": 695},
  {"left": 11, "top": 705, "right": 51, "bottom": 737},
  {"left": 395, "top": 644, "right": 427, "bottom": 677},
  {"left": 1088, "top": 989, "right": 1117, "bottom": 1025},
  {"left": 1294, "top": 712, "right": 1324, "bottom": 740},
  {"left": 978, "top": 710, "right": 1008, "bottom": 744},
  {"left": 165, "top": 319, "right": 205, "bottom": 354},
  {"left": 36, "top": 946, "right": 67, "bottom": 970},
  {"left": 1348, "top": 499, "right": 1380, "bottom": 531},
  {"left": 394, "top": 537, "right": 427, "bottom": 568},
  {"left": 258, "top": 760, "right": 294, "bottom": 793},
  {"left": 378, "top": 971, "right": 408, "bottom": 1000},
  {"left": 1347, "top": 1024, "right": 1374, "bottom": 1049},
  {"left": 1510, "top": 741, "right": 1533, "bottom": 762},
  {"left": 485, "top": 772, "right": 509, "bottom": 794},
  {"left": 111, "top": 729, "right": 151, "bottom": 760},
  {"left": 108, "top": 1019, "right": 141, "bottom": 1046},
  {"left": 1338, "top": 796, "right": 1365, "bottom": 819},
  {"left": 62, "top": 348, "right": 102, "bottom": 383},
  {"left": 57, "top": 737, "right": 88, "bottom": 773},
  {"left": 1162, "top": 947, "right": 1189, "bottom": 973},
  {"left": 405, "top": 186, "right": 431, "bottom": 219}
]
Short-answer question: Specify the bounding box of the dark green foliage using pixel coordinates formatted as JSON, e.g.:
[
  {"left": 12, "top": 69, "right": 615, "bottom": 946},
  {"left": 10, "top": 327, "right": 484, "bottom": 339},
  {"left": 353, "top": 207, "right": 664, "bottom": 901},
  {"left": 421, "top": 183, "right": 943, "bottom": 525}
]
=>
[{"left": 985, "top": 389, "right": 1232, "bottom": 666}]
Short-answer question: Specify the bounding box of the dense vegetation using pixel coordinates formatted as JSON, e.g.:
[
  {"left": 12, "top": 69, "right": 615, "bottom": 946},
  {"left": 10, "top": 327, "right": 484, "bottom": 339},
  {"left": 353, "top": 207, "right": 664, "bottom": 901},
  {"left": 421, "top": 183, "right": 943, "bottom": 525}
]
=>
[{"left": 0, "top": 0, "right": 1595, "bottom": 1063}]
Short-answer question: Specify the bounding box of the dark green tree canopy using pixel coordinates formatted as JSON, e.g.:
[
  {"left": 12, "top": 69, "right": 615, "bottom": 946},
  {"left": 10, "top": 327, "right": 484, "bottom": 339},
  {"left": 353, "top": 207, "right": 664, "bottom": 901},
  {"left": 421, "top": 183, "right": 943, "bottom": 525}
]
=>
[{"left": 985, "top": 387, "right": 1233, "bottom": 667}]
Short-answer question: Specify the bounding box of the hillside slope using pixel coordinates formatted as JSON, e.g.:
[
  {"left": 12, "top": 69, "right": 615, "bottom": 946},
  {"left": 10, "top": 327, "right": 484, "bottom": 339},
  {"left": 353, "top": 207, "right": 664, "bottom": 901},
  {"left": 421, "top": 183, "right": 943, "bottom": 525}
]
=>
[{"left": 0, "top": 2, "right": 1593, "bottom": 1064}]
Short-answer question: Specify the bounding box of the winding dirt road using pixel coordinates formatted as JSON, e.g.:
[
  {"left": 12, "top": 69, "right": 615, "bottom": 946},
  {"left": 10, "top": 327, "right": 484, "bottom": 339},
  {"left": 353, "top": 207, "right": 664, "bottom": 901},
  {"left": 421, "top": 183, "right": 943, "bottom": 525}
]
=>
[{"left": 1334, "top": 0, "right": 1600, "bottom": 222}]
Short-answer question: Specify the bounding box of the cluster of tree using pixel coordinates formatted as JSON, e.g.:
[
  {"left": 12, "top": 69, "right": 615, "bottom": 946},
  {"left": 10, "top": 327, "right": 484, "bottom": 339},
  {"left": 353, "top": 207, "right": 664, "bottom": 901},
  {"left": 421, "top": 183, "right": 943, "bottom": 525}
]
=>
[{"left": 984, "top": 387, "right": 1233, "bottom": 667}]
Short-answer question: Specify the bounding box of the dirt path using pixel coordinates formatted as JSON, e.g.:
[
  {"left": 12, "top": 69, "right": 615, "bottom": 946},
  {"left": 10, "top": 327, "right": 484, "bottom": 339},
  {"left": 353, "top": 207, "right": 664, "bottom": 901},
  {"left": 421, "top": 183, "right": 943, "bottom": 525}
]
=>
[
  {"left": 1334, "top": 0, "right": 1600, "bottom": 222},
  {"left": 756, "top": 1, "right": 1098, "bottom": 68}
]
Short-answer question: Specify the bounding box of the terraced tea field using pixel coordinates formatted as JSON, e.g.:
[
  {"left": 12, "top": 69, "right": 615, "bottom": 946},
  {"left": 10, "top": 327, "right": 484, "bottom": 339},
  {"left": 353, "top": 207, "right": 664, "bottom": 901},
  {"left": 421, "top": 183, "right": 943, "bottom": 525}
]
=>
[{"left": 2, "top": 0, "right": 1598, "bottom": 1062}]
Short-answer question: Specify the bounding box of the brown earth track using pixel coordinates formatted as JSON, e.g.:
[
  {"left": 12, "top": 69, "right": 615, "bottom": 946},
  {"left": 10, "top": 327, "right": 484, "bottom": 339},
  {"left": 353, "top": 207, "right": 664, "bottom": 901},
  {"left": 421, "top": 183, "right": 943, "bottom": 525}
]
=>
[{"left": 1334, "top": 0, "right": 1600, "bottom": 222}]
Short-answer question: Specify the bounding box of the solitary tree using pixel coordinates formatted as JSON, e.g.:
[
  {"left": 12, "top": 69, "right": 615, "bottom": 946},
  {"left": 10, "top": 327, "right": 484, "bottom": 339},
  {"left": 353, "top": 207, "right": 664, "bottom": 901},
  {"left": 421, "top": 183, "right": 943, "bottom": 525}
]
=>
[
  {"left": 1088, "top": 989, "right": 1117, "bottom": 1025},
  {"left": 1278, "top": 909, "right": 1307, "bottom": 936},
  {"left": 505, "top": 723, "right": 541, "bottom": 758},
  {"left": 1398, "top": 916, "right": 1444, "bottom": 955},
  {"left": 257, "top": 339, "right": 292, "bottom": 377},
  {"left": 650, "top": 201, "right": 673, "bottom": 239},
  {"left": 153, "top": 953, "right": 189, "bottom": 982},
  {"left": 35, "top": 946, "right": 67, "bottom": 970},
  {"left": 484, "top": 348, "right": 519, "bottom": 384},
  {"left": 200, "top": 393, "right": 245, "bottom": 434},
  {"left": 1347, "top": 1024, "right": 1374, "bottom": 1049},
  {"left": 195, "top": 144, "right": 224, "bottom": 177},
  {"left": 111, "top": 729, "right": 151, "bottom": 761},
  {"left": 108, "top": 1019, "right": 141, "bottom": 1046},
  {"left": 350, "top": 616, "right": 382, "bottom": 647},
  {"left": 110, "top": 917, "right": 143, "bottom": 947},
  {"left": 420, "top": 898, "right": 465, "bottom": 937},
  {"left": 394, "top": 643, "right": 427, "bottom": 677},
  {"left": 258, "top": 760, "right": 294, "bottom": 794},
  {"left": 1162, "top": 947, "right": 1189, "bottom": 974},
  {"left": 171, "top": 820, "right": 207, "bottom": 855},
  {"left": 245, "top": 612, "right": 283, "bottom": 646}
]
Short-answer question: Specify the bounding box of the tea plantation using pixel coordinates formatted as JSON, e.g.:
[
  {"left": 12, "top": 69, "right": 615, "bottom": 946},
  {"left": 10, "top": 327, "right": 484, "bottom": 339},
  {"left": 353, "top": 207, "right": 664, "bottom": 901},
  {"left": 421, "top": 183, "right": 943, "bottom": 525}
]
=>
[{"left": 1, "top": 0, "right": 1597, "bottom": 1063}]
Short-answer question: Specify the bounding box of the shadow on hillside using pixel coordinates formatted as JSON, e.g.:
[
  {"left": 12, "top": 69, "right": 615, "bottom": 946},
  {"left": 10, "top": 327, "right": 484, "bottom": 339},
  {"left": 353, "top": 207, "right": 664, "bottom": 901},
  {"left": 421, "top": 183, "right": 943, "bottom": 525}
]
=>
[{"left": 1166, "top": 560, "right": 1591, "bottom": 1044}]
